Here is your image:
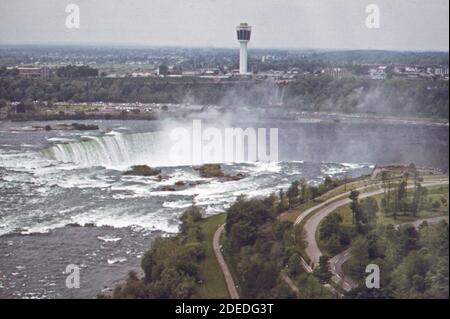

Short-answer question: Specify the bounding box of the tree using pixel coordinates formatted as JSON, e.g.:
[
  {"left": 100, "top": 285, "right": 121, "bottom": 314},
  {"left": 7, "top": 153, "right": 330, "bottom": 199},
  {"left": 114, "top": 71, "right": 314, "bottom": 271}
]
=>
[
  {"left": 299, "top": 179, "right": 308, "bottom": 203},
  {"left": 56, "top": 65, "right": 99, "bottom": 78},
  {"left": 324, "top": 175, "right": 333, "bottom": 188},
  {"left": 179, "top": 206, "right": 202, "bottom": 232},
  {"left": 413, "top": 183, "right": 428, "bottom": 215},
  {"left": 150, "top": 267, "right": 197, "bottom": 299},
  {"left": 287, "top": 181, "right": 300, "bottom": 208},
  {"left": 225, "top": 198, "right": 275, "bottom": 249},
  {"left": 287, "top": 253, "right": 302, "bottom": 277},
  {"left": 294, "top": 225, "right": 307, "bottom": 252},
  {"left": 263, "top": 192, "right": 278, "bottom": 210},
  {"left": 319, "top": 213, "right": 342, "bottom": 242},
  {"left": 360, "top": 197, "right": 379, "bottom": 229},
  {"left": 347, "top": 286, "right": 393, "bottom": 299},
  {"left": 277, "top": 189, "right": 288, "bottom": 213},
  {"left": 381, "top": 171, "right": 388, "bottom": 200},
  {"left": 15, "top": 99, "right": 33, "bottom": 113},
  {"left": 274, "top": 220, "right": 293, "bottom": 242},
  {"left": 391, "top": 251, "right": 432, "bottom": 298},
  {"left": 297, "top": 273, "right": 330, "bottom": 299},
  {"left": 314, "top": 255, "right": 332, "bottom": 284},
  {"left": 319, "top": 211, "right": 354, "bottom": 253},
  {"left": 349, "top": 190, "right": 361, "bottom": 225},
  {"left": 113, "top": 271, "right": 150, "bottom": 299},
  {"left": 351, "top": 236, "right": 369, "bottom": 278},
  {"left": 350, "top": 219, "right": 449, "bottom": 299},
  {"left": 271, "top": 282, "right": 297, "bottom": 299},
  {"left": 409, "top": 163, "right": 419, "bottom": 216},
  {"left": 380, "top": 171, "right": 393, "bottom": 216},
  {"left": 0, "top": 98, "right": 7, "bottom": 109},
  {"left": 238, "top": 252, "right": 278, "bottom": 298},
  {"left": 397, "top": 180, "right": 407, "bottom": 212}
]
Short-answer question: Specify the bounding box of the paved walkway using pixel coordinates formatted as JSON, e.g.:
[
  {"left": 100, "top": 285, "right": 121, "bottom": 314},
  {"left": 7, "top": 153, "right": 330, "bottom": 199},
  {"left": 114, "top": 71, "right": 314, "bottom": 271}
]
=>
[{"left": 213, "top": 224, "right": 240, "bottom": 299}]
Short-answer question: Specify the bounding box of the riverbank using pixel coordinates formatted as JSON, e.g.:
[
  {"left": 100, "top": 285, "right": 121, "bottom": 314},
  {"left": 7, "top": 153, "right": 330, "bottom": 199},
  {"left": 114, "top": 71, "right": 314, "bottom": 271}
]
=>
[
  {"left": 2, "top": 102, "right": 449, "bottom": 126},
  {"left": 4, "top": 111, "right": 158, "bottom": 122}
]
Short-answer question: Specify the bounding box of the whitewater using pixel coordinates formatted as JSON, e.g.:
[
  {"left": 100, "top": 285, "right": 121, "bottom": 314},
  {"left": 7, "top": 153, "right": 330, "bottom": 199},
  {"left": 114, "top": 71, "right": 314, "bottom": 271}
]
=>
[{"left": 0, "top": 117, "right": 447, "bottom": 298}]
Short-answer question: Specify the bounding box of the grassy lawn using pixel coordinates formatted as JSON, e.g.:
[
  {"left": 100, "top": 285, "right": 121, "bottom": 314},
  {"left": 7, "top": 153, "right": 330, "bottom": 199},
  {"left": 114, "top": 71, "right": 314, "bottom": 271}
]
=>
[
  {"left": 280, "top": 178, "right": 376, "bottom": 223},
  {"left": 423, "top": 174, "right": 449, "bottom": 181},
  {"left": 194, "top": 214, "right": 229, "bottom": 299},
  {"left": 281, "top": 199, "right": 325, "bottom": 223},
  {"left": 280, "top": 178, "right": 386, "bottom": 224},
  {"left": 369, "top": 184, "right": 447, "bottom": 226}
]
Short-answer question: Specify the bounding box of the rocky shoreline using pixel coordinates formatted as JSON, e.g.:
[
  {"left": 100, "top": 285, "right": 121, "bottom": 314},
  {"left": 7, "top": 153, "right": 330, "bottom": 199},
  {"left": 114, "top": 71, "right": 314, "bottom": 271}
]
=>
[{"left": 7, "top": 122, "right": 99, "bottom": 132}]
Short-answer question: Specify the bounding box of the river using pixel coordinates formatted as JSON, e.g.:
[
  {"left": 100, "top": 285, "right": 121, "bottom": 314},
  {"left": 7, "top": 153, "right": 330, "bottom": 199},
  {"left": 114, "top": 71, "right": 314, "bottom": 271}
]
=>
[{"left": 0, "top": 114, "right": 448, "bottom": 298}]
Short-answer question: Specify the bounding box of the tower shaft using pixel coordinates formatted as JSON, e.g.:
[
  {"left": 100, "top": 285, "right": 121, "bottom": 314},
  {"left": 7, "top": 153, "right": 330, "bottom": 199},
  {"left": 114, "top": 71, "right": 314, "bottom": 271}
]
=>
[{"left": 239, "top": 42, "right": 248, "bottom": 74}]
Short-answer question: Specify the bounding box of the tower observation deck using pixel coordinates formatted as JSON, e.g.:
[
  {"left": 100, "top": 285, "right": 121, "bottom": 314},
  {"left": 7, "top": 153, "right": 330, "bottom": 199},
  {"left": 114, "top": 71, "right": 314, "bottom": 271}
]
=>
[{"left": 236, "top": 23, "right": 252, "bottom": 75}]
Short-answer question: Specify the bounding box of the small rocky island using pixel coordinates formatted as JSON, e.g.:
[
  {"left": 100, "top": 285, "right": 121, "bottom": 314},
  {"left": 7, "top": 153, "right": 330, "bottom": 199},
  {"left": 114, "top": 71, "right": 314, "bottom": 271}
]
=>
[
  {"left": 122, "top": 165, "right": 161, "bottom": 177},
  {"left": 197, "top": 164, "right": 246, "bottom": 181},
  {"left": 48, "top": 123, "right": 99, "bottom": 131}
]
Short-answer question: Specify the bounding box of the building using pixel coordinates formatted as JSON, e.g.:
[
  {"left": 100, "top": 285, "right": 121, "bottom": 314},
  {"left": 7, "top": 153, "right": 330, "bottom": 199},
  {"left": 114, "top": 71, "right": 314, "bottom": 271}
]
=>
[
  {"left": 369, "top": 66, "right": 387, "bottom": 80},
  {"left": 434, "top": 67, "right": 449, "bottom": 77},
  {"left": 236, "top": 23, "right": 252, "bottom": 75},
  {"left": 321, "top": 67, "right": 349, "bottom": 79},
  {"left": 13, "top": 66, "right": 51, "bottom": 78},
  {"left": 157, "top": 65, "right": 169, "bottom": 76}
]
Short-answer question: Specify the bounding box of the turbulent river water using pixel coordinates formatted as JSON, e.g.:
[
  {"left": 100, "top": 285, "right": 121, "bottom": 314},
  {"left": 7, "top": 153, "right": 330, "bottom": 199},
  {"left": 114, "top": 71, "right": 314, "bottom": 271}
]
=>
[{"left": 0, "top": 115, "right": 448, "bottom": 298}]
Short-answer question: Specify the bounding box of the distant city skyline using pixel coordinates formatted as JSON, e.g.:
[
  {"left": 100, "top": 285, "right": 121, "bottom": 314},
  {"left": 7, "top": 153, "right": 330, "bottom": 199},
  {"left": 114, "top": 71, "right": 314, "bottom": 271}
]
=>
[{"left": 0, "top": 0, "right": 448, "bottom": 52}]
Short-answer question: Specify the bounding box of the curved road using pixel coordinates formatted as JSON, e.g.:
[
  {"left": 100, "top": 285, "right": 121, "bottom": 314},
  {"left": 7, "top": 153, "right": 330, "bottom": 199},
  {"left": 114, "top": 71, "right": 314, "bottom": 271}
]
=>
[
  {"left": 300, "top": 179, "right": 448, "bottom": 291},
  {"left": 213, "top": 224, "right": 240, "bottom": 299},
  {"left": 330, "top": 215, "right": 449, "bottom": 291},
  {"left": 294, "top": 182, "right": 383, "bottom": 226}
]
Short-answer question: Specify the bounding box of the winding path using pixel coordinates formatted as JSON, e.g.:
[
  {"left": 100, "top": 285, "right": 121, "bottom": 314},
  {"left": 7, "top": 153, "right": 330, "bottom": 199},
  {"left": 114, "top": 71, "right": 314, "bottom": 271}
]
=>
[
  {"left": 330, "top": 215, "right": 449, "bottom": 291},
  {"left": 213, "top": 224, "right": 240, "bottom": 299},
  {"left": 329, "top": 248, "right": 358, "bottom": 291},
  {"left": 299, "top": 179, "right": 448, "bottom": 291}
]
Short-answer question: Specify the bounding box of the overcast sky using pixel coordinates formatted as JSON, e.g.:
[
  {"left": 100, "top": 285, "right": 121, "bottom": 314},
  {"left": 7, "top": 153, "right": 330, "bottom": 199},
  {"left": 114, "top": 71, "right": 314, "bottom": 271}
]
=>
[{"left": 0, "top": 0, "right": 448, "bottom": 51}]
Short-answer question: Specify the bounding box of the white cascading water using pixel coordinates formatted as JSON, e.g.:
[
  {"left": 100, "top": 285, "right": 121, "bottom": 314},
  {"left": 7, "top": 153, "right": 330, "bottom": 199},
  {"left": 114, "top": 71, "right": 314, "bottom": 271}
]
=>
[{"left": 45, "top": 131, "right": 172, "bottom": 168}]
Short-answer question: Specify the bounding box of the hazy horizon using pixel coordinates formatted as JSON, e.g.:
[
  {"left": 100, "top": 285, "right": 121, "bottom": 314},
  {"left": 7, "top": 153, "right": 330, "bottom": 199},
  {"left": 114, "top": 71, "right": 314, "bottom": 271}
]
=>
[
  {"left": 0, "top": 43, "right": 449, "bottom": 54},
  {"left": 0, "top": 0, "right": 449, "bottom": 52}
]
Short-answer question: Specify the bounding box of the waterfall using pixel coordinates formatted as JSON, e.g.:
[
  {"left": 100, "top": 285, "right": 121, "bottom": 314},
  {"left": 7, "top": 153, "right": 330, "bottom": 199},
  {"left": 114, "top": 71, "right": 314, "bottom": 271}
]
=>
[
  {"left": 44, "top": 124, "right": 269, "bottom": 168},
  {"left": 270, "top": 83, "right": 286, "bottom": 106},
  {"left": 44, "top": 132, "right": 171, "bottom": 168}
]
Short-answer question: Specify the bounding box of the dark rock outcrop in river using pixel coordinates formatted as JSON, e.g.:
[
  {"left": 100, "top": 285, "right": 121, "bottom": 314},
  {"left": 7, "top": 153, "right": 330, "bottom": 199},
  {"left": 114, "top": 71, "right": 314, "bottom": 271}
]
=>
[
  {"left": 197, "top": 164, "right": 246, "bottom": 182},
  {"left": 123, "top": 165, "right": 161, "bottom": 177}
]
